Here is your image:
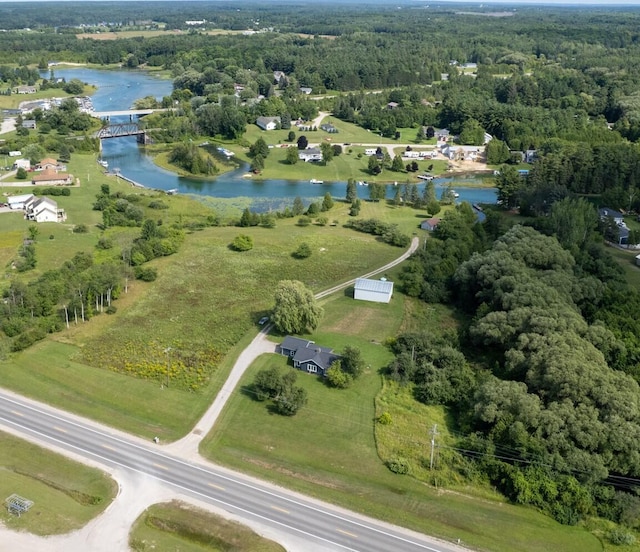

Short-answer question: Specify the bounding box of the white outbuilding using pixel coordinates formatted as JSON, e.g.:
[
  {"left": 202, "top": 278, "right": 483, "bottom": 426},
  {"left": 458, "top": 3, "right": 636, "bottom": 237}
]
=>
[
  {"left": 354, "top": 278, "right": 394, "bottom": 304},
  {"left": 7, "top": 194, "right": 35, "bottom": 210}
]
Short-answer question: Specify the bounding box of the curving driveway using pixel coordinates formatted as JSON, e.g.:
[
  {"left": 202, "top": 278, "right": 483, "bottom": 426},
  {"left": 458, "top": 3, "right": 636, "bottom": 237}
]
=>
[{"left": 167, "top": 236, "right": 419, "bottom": 457}]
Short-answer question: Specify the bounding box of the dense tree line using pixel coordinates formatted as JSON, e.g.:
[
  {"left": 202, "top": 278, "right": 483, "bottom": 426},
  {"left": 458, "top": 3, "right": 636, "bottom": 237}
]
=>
[
  {"left": 397, "top": 201, "right": 640, "bottom": 531},
  {"left": 1, "top": 251, "right": 123, "bottom": 352}
]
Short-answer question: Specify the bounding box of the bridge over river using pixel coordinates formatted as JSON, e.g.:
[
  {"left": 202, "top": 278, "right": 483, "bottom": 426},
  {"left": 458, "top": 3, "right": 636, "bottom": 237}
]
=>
[{"left": 92, "top": 108, "right": 170, "bottom": 119}]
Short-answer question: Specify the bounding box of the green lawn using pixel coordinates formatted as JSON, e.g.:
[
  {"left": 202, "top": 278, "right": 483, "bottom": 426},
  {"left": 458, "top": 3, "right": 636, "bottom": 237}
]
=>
[
  {"left": 201, "top": 296, "right": 602, "bottom": 552},
  {"left": 607, "top": 245, "right": 640, "bottom": 288},
  {"left": 0, "top": 431, "right": 116, "bottom": 535},
  {"left": 129, "top": 501, "right": 286, "bottom": 552}
]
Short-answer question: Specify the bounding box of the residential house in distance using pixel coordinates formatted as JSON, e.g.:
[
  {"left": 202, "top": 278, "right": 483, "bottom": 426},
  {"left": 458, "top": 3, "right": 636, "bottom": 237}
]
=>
[
  {"left": 299, "top": 87, "right": 312, "bottom": 95},
  {"left": 298, "top": 147, "right": 323, "bottom": 162},
  {"left": 256, "top": 116, "right": 281, "bottom": 131},
  {"left": 319, "top": 123, "right": 338, "bottom": 133},
  {"left": 273, "top": 70, "right": 286, "bottom": 84},
  {"left": 435, "top": 129, "right": 451, "bottom": 142},
  {"left": 22, "top": 120, "right": 37, "bottom": 130},
  {"left": 441, "top": 144, "right": 484, "bottom": 162},
  {"left": 36, "top": 158, "right": 59, "bottom": 171},
  {"left": 278, "top": 336, "right": 341, "bottom": 376},
  {"left": 16, "top": 85, "right": 37, "bottom": 94},
  {"left": 31, "top": 168, "right": 72, "bottom": 185},
  {"left": 599, "top": 207, "right": 629, "bottom": 245},
  {"left": 353, "top": 278, "right": 394, "bottom": 304},
  {"left": 420, "top": 218, "right": 441, "bottom": 232},
  {"left": 25, "top": 196, "right": 66, "bottom": 223},
  {"left": 12, "top": 158, "right": 30, "bottom": 171},
  {"left": 387, "top": 102, "right": 399, "bottom": 110},
  {"left": 599, "top": 207, "right": 623, "bottom": 225}
]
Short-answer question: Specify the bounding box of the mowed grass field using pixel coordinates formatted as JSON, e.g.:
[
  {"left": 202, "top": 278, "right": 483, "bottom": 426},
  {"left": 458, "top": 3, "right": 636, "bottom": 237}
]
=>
[
  {"left": 0, "top": 431, "right": 116, "bottom": 535},
  {"left": 129, "top": 501, "right": 286, "bottom": 552},
  {"left": 201, "top": 293, "right": 602, "bottom": 552}
]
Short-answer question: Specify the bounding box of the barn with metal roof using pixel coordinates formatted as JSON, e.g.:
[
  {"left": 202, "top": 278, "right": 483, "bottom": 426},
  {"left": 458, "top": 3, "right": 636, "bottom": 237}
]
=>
[{"left": 353, "top": 278, "right": 394, "bottom": 304}]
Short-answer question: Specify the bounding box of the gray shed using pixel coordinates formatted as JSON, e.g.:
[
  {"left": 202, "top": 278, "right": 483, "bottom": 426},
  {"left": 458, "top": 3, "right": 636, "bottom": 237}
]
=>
[{"left": 354, "top": 278, "right": 394, "bottom": 303}]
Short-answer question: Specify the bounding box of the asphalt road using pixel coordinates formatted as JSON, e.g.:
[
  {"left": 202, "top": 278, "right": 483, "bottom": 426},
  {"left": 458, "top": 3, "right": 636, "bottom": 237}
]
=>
[{"left": 0, "top": 390, "right": 465, "bottom": 552}]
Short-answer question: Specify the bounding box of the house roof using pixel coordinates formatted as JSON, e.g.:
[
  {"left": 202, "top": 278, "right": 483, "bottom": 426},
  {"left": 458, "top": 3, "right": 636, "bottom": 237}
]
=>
[
  {"left": 39, "top": 157, "right": 57, "bottom": 166},
  {"left": 31, "top": 197, "right": 58, "bottom": 211},
  {"left": 280, "top": 336, "right": 341, "bottom": 371},
  {"left": 32, "top": 169, "right": 70, "bottom": 182},
  {"left": 599, "top": 207, "right": 623, "bottom": 220},
  {"left": 421, "top": 217, "right": 441, "bottom": 227},
  {"left": 354, "top": 278, "right": 394, "bottom": 295},
  {"left": 300, "top": 147, "right": 322, "bottom": 156},
  {"left": 281, "top": 336, "right": 315, "bottom": 352},
  {"left": 256, "top": 116, "right": 280, "bottom": 126},
  {"left": 8, "top": 194, "right": 34, "bottom": 205}
]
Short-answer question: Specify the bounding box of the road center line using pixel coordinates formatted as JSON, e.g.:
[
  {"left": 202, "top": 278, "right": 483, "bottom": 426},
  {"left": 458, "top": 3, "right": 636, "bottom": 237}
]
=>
[
  {"left": 10, "top": 410, "right": 24, "bottom": 417},
  {"left": 101, "top": 444, "right": 115, "bottom": 451},
  {"left": 270, "top": 505, "right": 290, "bottom": 514},
  {"left": 208, "top": 482, "right": 225, "bottom": 491},
  {"left": 152, "top": 463, "right": 169, "bottom": 471},
  {"left": 53, "top": 426, "right": 67, "bottom": 433},
  {"left": 337, "top": 528, "right": 359, "bottom": 538}
]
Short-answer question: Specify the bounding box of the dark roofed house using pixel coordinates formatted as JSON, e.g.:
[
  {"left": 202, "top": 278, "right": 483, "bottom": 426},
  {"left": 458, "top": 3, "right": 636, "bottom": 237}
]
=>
[
  {"left": 256, "top": 116, "right": 281, "bottom": 131},
  {"left": 599, "top": 207, "right": 623, "bottom": 225},
  {"left": 278, "top": 336, "right": 341, "bottom": 376},
  {"left": 320, "top": 123, "right": 338, "bottom": 133}
]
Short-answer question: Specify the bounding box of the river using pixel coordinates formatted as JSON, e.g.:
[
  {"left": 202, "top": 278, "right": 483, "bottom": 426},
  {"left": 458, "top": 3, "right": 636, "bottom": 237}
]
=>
[{"left": 46, "top": 68, "right": 497, "bottom": 209}]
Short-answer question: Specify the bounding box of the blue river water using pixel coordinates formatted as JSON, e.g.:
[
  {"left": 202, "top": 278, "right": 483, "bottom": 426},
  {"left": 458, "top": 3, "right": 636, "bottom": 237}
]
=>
[{"left": 47, "top": 68, "right": 497, "bottom": 208}]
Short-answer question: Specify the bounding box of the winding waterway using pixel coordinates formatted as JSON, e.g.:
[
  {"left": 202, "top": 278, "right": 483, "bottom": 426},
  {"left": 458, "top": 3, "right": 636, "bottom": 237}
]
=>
[{"left": 47, "top": 68, "right": 497, "bottom": 209}]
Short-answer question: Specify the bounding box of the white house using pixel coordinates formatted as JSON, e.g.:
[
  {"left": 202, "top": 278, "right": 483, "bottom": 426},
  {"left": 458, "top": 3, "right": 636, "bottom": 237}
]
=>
[
  {"left": 7, "top": 194, "right": 35, "bottom": 210},
  {"left": 12, "top": 158, "right": 30, "bottom": 170},
  {"left": 354, "top": 278, "right": 394, "bottom": 304},
  {"left": 365, "top": 148, "right": 377, "bottom": 156},
  {"left": 441, "top": 144, "right": 484, "bottom": 162},
  {"left": 298, "top": 147, "right": 323, "bottom": 163},
  {"left": 255, "top": 116, "right": 281, "bottom": 131},
  {"left": 25, "top": 196, "right": 66, "bottom": 223}
]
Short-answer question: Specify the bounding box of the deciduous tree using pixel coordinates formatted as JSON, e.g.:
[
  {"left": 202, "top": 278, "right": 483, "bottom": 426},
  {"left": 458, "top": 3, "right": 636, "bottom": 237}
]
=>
[{"left": 272, "top": 280, "right": 323, "bottom": 334}]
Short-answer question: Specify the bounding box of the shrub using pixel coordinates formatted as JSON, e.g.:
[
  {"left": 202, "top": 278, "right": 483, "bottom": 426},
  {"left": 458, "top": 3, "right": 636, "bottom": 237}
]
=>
[
  {"left": 293, "top": 242, "right": 312, "bottom": 259},
  {"left": 231, "top": 234, "right": 253, "bottom": 251},
  {"left": 105, "top": 306, "right": 117, "bottom": 315},
  {"left": 326, "top": 364, "right": 353, "bottom": 388},
  {"left": 387, "top": 457, "right": 410, "bottom": 475},
  {"left": 297, "top": 216, "right": 311, "bottom": 227},
  {"left": 148, "top": 200, "right": 169, "bottom": 210},
  {"left": 73, "top": 224, "right": 89, "bottom": 233},
  {"left": 96, "top": 236, "right": 113, "bottom": 250},
  {"left": 377, "top": 412, "right": 392, "bottom": 425},
  {"left": 16, "top": 167, "right": 28, "bottom": 179},
  {"left": 134, "top": 266, "right": 158, "bottom": 282},
  {"left": 608, "top": 528, "right": 636, "bottom": 546}
]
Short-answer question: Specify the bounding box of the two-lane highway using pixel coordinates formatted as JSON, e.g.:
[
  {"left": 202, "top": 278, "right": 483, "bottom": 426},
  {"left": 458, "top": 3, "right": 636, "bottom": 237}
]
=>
[{"left": 0, "top": 391, "right": 465, "bottom": 552}]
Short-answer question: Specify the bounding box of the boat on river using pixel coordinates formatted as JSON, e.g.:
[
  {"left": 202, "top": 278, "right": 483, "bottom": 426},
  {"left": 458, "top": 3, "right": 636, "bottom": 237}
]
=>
[
  {"left": 417, "top": 174, "right": 434, "bottom": 181},
  {"left": 98, "top": 159, "right": 108, "bottom": 169},
  {"left": 310, "top": 178, "right": 324, "bottom": 184}
]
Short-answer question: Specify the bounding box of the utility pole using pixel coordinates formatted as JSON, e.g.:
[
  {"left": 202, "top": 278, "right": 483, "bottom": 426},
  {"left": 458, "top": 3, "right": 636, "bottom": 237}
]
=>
[{"left": 429, "top": 424, "right": 439, "bottom": 470}]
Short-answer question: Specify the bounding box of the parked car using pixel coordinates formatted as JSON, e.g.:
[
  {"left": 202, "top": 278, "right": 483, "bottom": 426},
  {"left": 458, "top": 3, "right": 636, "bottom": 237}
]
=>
[{"left": 258, "top": 316, "right": 269, "bottom": 325}]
